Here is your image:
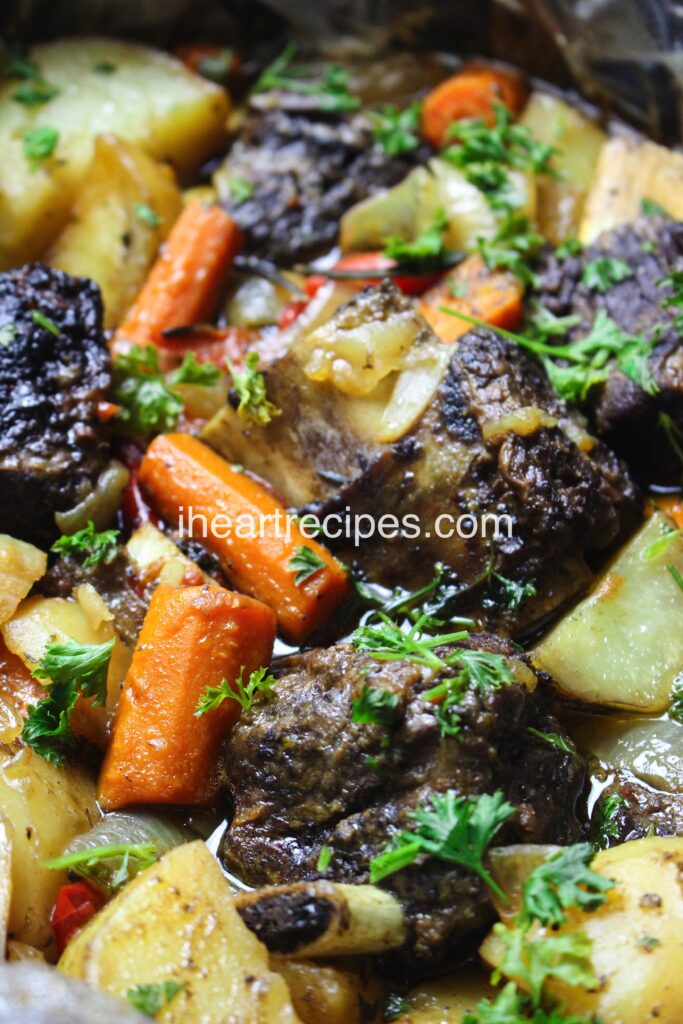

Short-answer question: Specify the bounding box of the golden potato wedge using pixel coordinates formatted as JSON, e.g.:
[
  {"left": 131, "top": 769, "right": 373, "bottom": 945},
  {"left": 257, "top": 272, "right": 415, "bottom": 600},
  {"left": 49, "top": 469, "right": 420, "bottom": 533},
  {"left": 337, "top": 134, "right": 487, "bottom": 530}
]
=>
[
  {"left": 481, "top": 837, "right": 683, "bottom": 1024},
  {"left": 0, "top": 37, "right": 229, "bottom": 268},
  {"left": 532, "top": 512, "right": 683, "bottom": 712},
  {"left": 401, "top": 970, "right": 497, "bottom": 1023},
  {"left": 0, "top": 535, "right": 47, "bottom": 626},
  {"left": 59, "top": 840, "right": 303, "bottom": 1024},
  {"left": 579, "top": 136, "right": 683, "bottom": 243},
  {"left": 48, "top": 135, "right": 181, "bottom": 328},
  {"left": 0, "top": 712, "right": 100, "bottom": 956},
  {"left": 277, "top": 959, "right": 383, "bottom": 1024}
]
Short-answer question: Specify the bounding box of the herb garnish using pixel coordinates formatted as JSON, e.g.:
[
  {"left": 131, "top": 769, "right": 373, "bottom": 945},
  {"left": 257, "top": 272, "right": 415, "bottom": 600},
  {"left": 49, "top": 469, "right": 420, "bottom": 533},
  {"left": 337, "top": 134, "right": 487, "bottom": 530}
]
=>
[
  {"left": 555, "top": 237, "right": 583, "bottom": 261},
  {"left": 197, "top": 47, "right": 234, "bottom": 83},
  {"left": 383, "top": 209, "right": 447, "bottom": 266},
  {"left": 352, "top": 613, "right": 469, "bottom": 670},
  {"left": 669, "top": 674, "right": 683, "bottom": 724},
  {"left": 641, "top": 519, "right": 681, "bottom": 561},
  {"left": 113, "top": 345, "right": 183, "bottom": 436},
  {"left": 527, "top": 728, "right": 577, "bottom": 757},
  {"left": 476, "top": 213, "right": 543, "bottom": 285},
  {"left": 316, "top": 845, "right": 332, "bottom": 872},
  {"left": 22, "top": 639, "right": 115, "bottom": 765},
  {"left": 370, "top": 103, "right": 421, "bottom": 156},
  {"left": 383, "top": 993, "right": 412, "bottom": 1022},
  {"left": 45, "top": 842, "right": 158, "bottom": 893},
  {"left": 93, "top": 60, "right": 117, "bottom": 74},
  {"left": 640, "top": 197, "right": 668, "bottom": 217},
  {"left": 593, "top": 793, "right": 627, "bottom": 849},
  {"left": 225, "top": 176, "right": 255, "bottom": 205},
  {"left": 581, "top": 257, "right": 633, "bottom": 293},
  {"left": 169, "top": 351, "right": 221, "bottom": 387},
  {"left": 352, "top": 684, "right": 399, "bottom": 734},
  {"left": 51, "top": 521, "right": 120, "bottom": 568},
  {"left": 23, "top": 125, "right": 59, "bottom": 168},
  {"left": 667, "top": 563, "right": 683, "bottom": 593},
  {"left": 369, "top": 789, "right": 514, "bottom": 895},
  {"left": 31, "top": 309, "right": 60, "bottom": 336},
  {"left": 423, "top": 648, "right": 515, "bottom": 738},
  {"left": 133, "top": 202, "right": 162, "bottom": 227},
  {"left": 520, "top": 844, "right": 614, "bottom": 927},
  {"left": 355, "top": 561, "right": 470, "bottom": 631},
  {"left": 227, "top": 351, "right": 280, "bottom": 426},
  {"left": 288, "top": 545, "right": 327, "bottom": 585},
  {"left": 127, "top": 981, "right": 184, "bottom": 1018},
  {"left": 195, "top": 665, "right": 277, "bottom": 717},
  {"left": 253, "top": 43, "right": 359, "bottom": 112},
  {"left": 12, "top": 80, "right": 59, "bottom": 106}
]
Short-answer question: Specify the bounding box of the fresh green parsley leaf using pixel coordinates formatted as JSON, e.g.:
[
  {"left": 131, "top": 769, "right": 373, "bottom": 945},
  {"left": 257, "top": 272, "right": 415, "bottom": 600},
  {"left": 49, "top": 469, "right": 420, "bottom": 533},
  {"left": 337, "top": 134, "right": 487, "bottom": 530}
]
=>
[
  {"left": 370, "top": 103, "right": 421, "bottom": 157},
  {"left": 365, "top": 754, "right": 382, "bottom": 775},
  {"left": 31, "top": 309, "right": 60, "bottom": 336},
  {"left": 669, "top": 674, "right": 683, "bottom": 724},
  {"left": 357, "top": 562, "right": 470, "bottom": 631},
  {"left": 197, "top": 48, "right": 234, "bottom": 83},
  {"left": 225, "top": 176, "right": 255, "bottom": 205},
  {"left": 581, "top": 257, "right": 633, "bottom": 293},
  {"left": 383, "top": 993, "right": 412, "bottom": 1022},
  {"left": 45, "top": 843, "right": 158, "bottom": 893},
  {"left": 527, "top": 728, "right": 577, "bottom": 757},
  {"left": 352, "top": 613, "right": 469, "bottom": 671},
  {"left": 520, "top": 843, "right": 614, "bottom": 927},
  {"left": 640, "top": 197, "right": 668, "bottom": 217},
  {"left": 555, "top": 237, "right": 583, "bottom": 261},
  {"left": 253, "top": 43, "right": 359, "bottom": 112},
  {"left": 126, "top": 981, "right": 184, "bottom": 1018},
  {"left": 12, "top": 80, "right": 59, "bottom": 106},
  {"left": 132, "top": 202, "right": 162, "bottom": 227},
  {"left": 23, "top": 125, "right": 59, "bottom": 168},
  {"left": 492, "top": 922, "right": 598, "bottom": 1009},
  {"left": 482, "top": 546, "right": 537, "bottom": 612},
  {"left": 7, "top": 48, "right": 42, "bottom": 81},
  {"left": 316, "top": 845, "right": 332, "bottom": 872},
  {"left": 169, "top": 351, "right": 221, "bottom": 387},
  {"left": 383, "top": 209, "right": 447, "bottom": 266},
  {"left": 369, "top": 789, "right": 514, "bottom": 896},
  {"left": 195, "top": 665, "right": 277, "bottom": 716},
  {"left": 113, "top": 345, "right": 183, "bottom": 437},
  {"left": 422, "top": 647, "right": 515, "bottom": 739},
  {"left": 227, "top": 351, "right": 280, "bottom": 426},
  {"left": 0, "top": 324, "right": 16, "bottom": 348},
  {"left": 476, "top": 213, "right": 542, "bottom": 285},
  {"left": 352, "top": 683, "right": 399, "bottom": 729},
  {"left": 636, "top": 934, "right": 661, "bottom": 950},
  {"left": 93, "top": 60, "right": 117, "bottom": 74},
  {"left": 449, "top": 279, "right": 469, "bottom": 297},
  {"left": 667, "top": 563, "right": 683, "bottom": 593},
  {"left": 641, "top": 519, "right": 681, "bottom": 561},
  {"left": 51, "top": 521, "right": 120, "bottom": 568},
  {"left": 593, "top": 793, "right": 627, "bottom": 849},
  {"left": 288, "top": 545, "right": 326, "bottom": 586},
  {"left": 22, "top": 639, "right": 115, "bottom": 765}
]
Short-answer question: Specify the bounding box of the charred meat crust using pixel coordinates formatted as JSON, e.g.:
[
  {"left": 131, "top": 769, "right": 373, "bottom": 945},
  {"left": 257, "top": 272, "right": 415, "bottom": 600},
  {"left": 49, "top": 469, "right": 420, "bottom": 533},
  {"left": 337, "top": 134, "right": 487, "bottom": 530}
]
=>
[
  {"left": 221, "top": 639, "right": 585, "bottom": 972},
  {"left": 0, "top": 263, "right": 111, "bottom": 546},
  {"left": 532, "top": 216, "right": 683, "bottom": 474},
  {"left": 219, "top": 107, "right": 424, "bottom": 264}
]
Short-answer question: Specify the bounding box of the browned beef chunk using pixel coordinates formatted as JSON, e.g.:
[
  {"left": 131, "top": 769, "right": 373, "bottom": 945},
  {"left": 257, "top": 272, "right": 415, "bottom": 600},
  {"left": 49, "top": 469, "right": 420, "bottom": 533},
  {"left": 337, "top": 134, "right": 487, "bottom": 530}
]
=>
[
  {"left": 221, "top": 638, "right": 585, "bottom": 973},
  {"left": 217, "top": 104, "right": 425, "bottom": 264},
  {"left": 593, "top": 776, "right": 683, "bottom": 847},
  {"left": 0, "top": 264, "right": 111, "bottom": 547},
  {"left": 532, "top": 216, "right": 683, "bottom": 479}
]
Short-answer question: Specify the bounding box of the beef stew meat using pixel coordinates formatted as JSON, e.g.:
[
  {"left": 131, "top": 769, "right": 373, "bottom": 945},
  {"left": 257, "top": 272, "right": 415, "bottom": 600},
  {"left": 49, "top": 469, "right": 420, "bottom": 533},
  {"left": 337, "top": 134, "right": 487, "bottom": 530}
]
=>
[
  {"left": 221, "top": 638, "right": 585, "bottom": 973},
  {"left": 0, "top": 263, "right": 110, "bottom": 547}
]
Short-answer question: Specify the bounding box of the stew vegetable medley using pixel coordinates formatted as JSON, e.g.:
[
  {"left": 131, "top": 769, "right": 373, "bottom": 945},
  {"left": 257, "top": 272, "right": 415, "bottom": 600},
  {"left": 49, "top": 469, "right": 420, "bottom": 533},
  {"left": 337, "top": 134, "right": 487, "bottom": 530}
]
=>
[{"left": 1, "top": 32, "right": 683, "bottom": 1024}]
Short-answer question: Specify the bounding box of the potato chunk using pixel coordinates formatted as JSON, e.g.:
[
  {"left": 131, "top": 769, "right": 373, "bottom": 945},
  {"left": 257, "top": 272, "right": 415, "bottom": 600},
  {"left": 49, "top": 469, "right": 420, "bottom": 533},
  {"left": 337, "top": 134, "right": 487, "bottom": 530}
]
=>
[
  {"left": 0, "top": 38, "right": 228, "bottom": 268},
  {"left": 48, "top": 135, "right": 181, "bottom": 328},
  {"left": 59, "top": 840, "right": 302, "bottom": 1024},
  {"left": 481, "top": 837, "right": 683, "bottom": 1024},
  {"left": 533, "top": 512, "right": 683, "bottom": 712}
]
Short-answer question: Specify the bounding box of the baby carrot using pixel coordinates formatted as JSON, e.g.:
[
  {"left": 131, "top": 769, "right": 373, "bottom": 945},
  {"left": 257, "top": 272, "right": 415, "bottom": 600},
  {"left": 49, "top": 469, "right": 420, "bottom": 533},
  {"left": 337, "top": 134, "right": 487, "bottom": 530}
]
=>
[
  {"left": 98, "top": 583, "right": 276, "bottom": 809},
  {"left": 138, "top": 434, "right": 350, "bottom": 642},
  {"left": 418, "top": 254, "right": 524, "bottom": 343},
  {"left": 421, "top": 66, "right": 527, "bottom": 149},
  {"left": 112, "top": 199, "right": 241, "bottom": 354}
]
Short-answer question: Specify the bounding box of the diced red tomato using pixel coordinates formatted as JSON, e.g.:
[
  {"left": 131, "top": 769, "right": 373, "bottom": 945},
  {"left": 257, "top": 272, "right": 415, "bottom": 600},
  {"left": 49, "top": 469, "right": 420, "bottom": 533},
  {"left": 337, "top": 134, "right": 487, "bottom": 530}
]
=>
[
  {"left": 51, "top": 880, "right": 106, "bottom": 956},
  {"left": 306, "top": 252, "right": 442, "bottom": 297}
]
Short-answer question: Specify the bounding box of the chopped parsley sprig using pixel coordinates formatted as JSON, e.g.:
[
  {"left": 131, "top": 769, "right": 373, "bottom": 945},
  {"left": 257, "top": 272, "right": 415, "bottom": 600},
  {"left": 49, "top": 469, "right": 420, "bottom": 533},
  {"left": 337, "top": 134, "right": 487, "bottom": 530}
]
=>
[
  {"left": 352, "top": 613, "right": 469, "bottom": 671},
  {"left": 288, "top": 545, "right": 326, "bottom": 586},
  {"left": 113, "top": 345, "right": 183, "bottom": 436},
  {"left": 253, "top": 43, "right": 359, "bottom": 112},
  {"left": 45, "top": 842, "right": 158, "bottom": 893},
  {"left": 51, "top": 521, "right": 120, "bottom": 568},
  {"left": 227, "top": 351, "right": 280, "bottom": 427},
  {"left": 369, "top": 788, "right": 514, "bottom": 895},
  {"left": 22, "top": 639, "right": 115, "bottom": 765},
  {"left": 195, "top": 665, "right": 277, "bottom": 717},
  {"left": 127, "top": 981, "right": 184, "bottom": 1018},
  {"left": 370, "top": 103, "right": 421, "bottom": 156}
]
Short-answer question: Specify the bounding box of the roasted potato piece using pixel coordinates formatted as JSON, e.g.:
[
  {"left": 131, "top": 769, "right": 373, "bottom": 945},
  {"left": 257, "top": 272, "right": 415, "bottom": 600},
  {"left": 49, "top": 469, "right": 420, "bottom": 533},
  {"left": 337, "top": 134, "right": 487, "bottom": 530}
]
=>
[
  {"left": 48, "top": 135, "right": 181, "bottom": 328},
  {"left": 481, "top": 837, "right": 683, "bottom": 1024},
  {"left": 59, "top": 840, "right": 303, "bottom": 1024},
  {"left": 0, "top": 535, "right": 47, "bottom": 626},
  {"left": 519, "top": 92, "right": 605, "bottom": 244},
  {"left": 278, "top": 959, "right": 383, "bottom": 1024},
  {"left": 0, "top": 698, "right": 100, "bottom": 956},
  {"left": 400, "top": 970, "right": 497, "bottom": 1023},
  {"left": 0, "top": 37, "right": 229, "bottom": 268},
  {"left": 579, "top": 136, "right": 683, "bottom": 243},
  {"left": 533, "top": 512, "right": 683, "bottom": 712}
]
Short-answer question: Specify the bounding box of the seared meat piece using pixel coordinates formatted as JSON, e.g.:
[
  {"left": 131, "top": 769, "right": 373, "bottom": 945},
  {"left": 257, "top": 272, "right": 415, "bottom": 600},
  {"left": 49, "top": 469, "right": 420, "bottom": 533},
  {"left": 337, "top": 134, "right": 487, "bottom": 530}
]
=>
[
  {"left": 0, "top": 264, "right": 111, "bottom": 547},
  {"left": 216, "top": 104, "right": 424, "bottom": 264},
  {"left": 204, "top": 282, "right": 639, "bottom": 635},
  {"left": 593, "top": 776, "right": 683, "bottom": 846},
  {"left": 532, "top": 216, "right": 683, "bottom": 477},
  {"left": 221, "top": 638, "right": 585, "bottom": 973}
]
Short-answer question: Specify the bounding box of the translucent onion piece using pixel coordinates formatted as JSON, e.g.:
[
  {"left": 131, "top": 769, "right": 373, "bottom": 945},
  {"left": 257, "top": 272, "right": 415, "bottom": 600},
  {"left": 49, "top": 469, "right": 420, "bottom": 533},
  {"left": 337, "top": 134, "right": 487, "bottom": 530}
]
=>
[
  {"left": 0, "top": 535, "right": 47, "bottom": 625},
  {"left": 55, "top": 460, "right": 129, "bottom": 535}
]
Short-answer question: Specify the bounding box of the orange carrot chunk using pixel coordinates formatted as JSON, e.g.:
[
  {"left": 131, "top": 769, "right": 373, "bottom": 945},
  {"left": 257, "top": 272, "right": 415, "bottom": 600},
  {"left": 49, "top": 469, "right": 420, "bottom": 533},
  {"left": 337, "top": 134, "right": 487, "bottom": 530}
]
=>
[
  {"left": 418, "top": 254, "right": 524, "bottom": 343},
  {"left": 421, "top": 67, "right": 527, "bottom": 149},
  {"left": 653, "top": 494, "right": 683, "bottom": 530},
  {"left": 138, "top": 434, "right": 350, "bottom": 642},
  {"left": 112, "top": 199, "right": 241, "bottom": 355},
  {"left": 98, "top": 583, "right": 276, "bottom": 809}
]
